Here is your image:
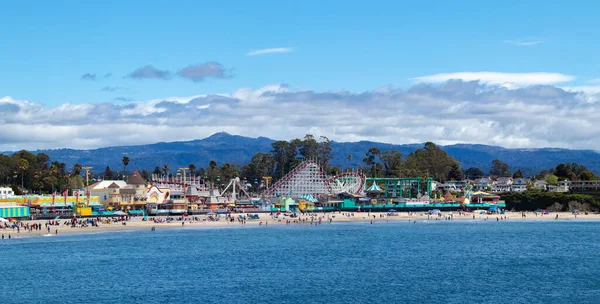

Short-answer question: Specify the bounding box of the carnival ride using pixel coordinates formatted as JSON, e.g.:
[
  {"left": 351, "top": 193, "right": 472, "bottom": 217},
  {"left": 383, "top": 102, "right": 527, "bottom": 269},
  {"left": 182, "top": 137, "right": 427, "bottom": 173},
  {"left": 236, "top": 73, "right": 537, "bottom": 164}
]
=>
[
  {"left": 268, "top": 160, "right": 366, "bottom": 198},
  {"left": 221, "top": 177, "right": 251, "bottom": 202},
  {"left": 151, "top": 174, "right": 211, "bottom": 193}
]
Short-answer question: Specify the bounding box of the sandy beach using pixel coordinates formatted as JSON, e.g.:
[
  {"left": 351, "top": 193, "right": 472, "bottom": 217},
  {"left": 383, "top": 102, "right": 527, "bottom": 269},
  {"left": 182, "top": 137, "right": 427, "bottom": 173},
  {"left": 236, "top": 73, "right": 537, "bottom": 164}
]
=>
[{"left": 1, "top": 210, "right": 598, "bottom": 239}]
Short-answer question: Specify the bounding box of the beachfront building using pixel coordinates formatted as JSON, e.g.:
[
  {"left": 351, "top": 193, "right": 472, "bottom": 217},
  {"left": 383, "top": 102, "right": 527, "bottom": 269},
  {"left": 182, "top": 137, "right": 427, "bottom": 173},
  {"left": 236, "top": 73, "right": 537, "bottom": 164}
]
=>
[
  {"left": 0, "top": 187, "right": 15, "bottom": 198},
  {"left": 470, "top": 191, "right": 501, "bottom": 204},
  {"left": 88, "top": 180, "right": 128, "bottom": 204},
  {"left": 89, "top": 170, "right": 148, "bottom": 211},
  {"left": 146, "top": 185, "right": 170, "bottom": 204}
]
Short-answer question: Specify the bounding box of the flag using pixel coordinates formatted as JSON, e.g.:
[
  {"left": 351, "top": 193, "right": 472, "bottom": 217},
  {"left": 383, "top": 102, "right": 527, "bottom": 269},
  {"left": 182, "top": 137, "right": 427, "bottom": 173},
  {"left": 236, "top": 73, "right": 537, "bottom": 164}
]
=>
[{"left": 52, "top": 191, "right": 56, "bottom": 206}]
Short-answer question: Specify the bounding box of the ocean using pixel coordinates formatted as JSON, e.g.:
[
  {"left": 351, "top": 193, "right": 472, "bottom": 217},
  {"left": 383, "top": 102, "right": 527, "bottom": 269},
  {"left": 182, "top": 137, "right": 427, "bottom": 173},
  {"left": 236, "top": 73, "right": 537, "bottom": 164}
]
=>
[{"left": 1, "top": 220, "right": 600, "bottom": 304}]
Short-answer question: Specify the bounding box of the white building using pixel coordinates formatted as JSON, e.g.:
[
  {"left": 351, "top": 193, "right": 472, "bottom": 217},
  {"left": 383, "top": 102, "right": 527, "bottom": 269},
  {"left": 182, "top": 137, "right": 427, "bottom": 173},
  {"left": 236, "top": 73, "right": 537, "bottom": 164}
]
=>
[
  {"left": 512, "top": 178, "right": 529, "bottom": 192},
  {"left": 0, "top": 187, "right": 15, "bottom": 198},
  {"left": 473, "top": 178, "right": 493, "bottom": 191},
  {"left": 88, "top": 180, "right": 128, "bottom": 204},
  {"left": 533, "top": 180, "right": 547, "bottom": 191},
  {"left": 492, "top": 177, "right": 513, "bottom": 192}
]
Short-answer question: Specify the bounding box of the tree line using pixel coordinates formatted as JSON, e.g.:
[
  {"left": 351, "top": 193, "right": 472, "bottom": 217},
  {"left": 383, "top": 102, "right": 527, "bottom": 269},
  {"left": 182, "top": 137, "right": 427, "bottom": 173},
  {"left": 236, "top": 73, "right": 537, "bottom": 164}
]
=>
[{"left": 1, "top": 135, "right": 598, "bottom": 194}]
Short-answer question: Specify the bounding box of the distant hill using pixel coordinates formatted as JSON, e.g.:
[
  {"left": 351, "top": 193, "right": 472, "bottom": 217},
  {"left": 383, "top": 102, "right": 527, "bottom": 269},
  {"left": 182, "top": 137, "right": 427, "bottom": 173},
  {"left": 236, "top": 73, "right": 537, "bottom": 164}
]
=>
[{"left": 20, "top": 132, "right": 600, "bottom": 176}]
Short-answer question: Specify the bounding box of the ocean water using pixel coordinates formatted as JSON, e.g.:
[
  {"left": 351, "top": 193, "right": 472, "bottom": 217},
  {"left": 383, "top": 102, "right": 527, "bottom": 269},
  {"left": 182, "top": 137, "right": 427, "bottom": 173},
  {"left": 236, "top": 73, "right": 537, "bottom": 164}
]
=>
[{"left": 1, "top": 220, "right": 600, "bottom": 304}]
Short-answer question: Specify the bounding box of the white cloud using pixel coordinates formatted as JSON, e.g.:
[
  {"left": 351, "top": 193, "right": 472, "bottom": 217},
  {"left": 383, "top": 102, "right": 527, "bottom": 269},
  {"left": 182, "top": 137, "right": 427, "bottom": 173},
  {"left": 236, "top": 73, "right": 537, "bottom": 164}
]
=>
[
  {"left": 588, "top": 78, "right": 600, "bottom": 84},
  {"left": 504, "top": 40, "right": 544, "bottom": 46},
  {"left": 413, "top": 72, "right": 575, "bottom": 87},
  {"left": 246, "top": 47, "right": 292, "bottom": 56},
  {"left": 2, "top": 81, "right": 600, "bottom": 151},
  {"left": 562, "top": 86, "right": 600, "bottom": 95}
]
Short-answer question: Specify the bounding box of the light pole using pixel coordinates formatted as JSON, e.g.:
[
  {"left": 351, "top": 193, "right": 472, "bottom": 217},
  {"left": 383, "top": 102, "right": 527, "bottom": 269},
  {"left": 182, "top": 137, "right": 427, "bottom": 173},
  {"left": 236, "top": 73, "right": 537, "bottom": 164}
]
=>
[
  {"left": 178, "top": 167, "right": 189, "bottom": 204},
  {"left": 262, "top": 176, "right": 272, "bottom": 196},
  {"left": 83, "top": 167, "right": 93, "bottom": 206}
]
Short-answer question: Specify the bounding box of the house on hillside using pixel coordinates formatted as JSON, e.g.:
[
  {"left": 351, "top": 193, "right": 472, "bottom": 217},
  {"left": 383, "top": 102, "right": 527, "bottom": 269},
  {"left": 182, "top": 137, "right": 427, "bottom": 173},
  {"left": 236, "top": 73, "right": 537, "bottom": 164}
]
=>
[
  {"left": 473, "top": 177, "right": 493, "bottom": 191},
  {"left": 492, "top": 177, "right": 513, "bottom": 192},
  {"left": 512, "top": 178, "right": 529, "bottom": 192},
  {"left": 443, "top": 180, "right": 468, "bottom": 192},
  {"left": 548, "top": 180, "right": 571, "bottom": 193},
  {"left": 533, "top": 180, "right": 547, "bottom": 191}
]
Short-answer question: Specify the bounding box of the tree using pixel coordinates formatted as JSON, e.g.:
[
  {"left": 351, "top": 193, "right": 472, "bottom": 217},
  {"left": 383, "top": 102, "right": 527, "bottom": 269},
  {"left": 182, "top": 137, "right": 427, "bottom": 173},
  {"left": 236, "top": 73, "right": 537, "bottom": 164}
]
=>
[
  {"left": 299, "top": 134, "right": 319, "bottom": 160},
  {"left": 104, "top": 166, "right": 114, "bottom": 180},
  {"left": 512, "top": 170, "right": 523, "bottom": 179},
  {"left": 380, "top": 150, "right": 403, "bottom": 177},
  {"left": 17, "top": 158, "right": 29, "bottom": 190},
  {"left": 545, "top": 174, "right": 559, "bottom": 185},
  {"left": 188, "top": 164, "right": 196, "bottom": 176},
  {"left": 490, "top": 159, "right": 510, "bottom": 177},
  {"left": 163, "top": 164, "right": 170, "bottom": 176},
  {"left": 122, "top": 156, "right": 130, "bottom": 176},
  {"left": 140, "top": 169, "right": 150, "bottom": 180},
  {"left": 328, "top": 166, "right": 342, "bottom": 176},
  {"left": 578, "top": 171, "right": 596, "bottom": 181},
  {"left": 271, "top": 141, "right": 291, "bottom": 179},
  {"left": 153, "top": 166, "right": 162, "bottom": 176},
  {"left": 403, "top": 142, "right": 460, "bottom": 182},
  {"left": 447, "top": 163, "right": 464, "bottom": 181},
  {"left": 363, "top": 148, "right": 381, "bottom": 177},
  {"left": 207, "top": 160, "right": 219, "bottom": 183},
  {"left": 72, "top": 163, "right": 83, "bottom": 176},
  {"left": 464, "top": 167, "right": 485, "bottom": 179},
  {"left": 219, "top": 163, "right": 238, "bottom": 182},
  {"left": 317, "top": 136, "right": 333, "bottom": 169}
]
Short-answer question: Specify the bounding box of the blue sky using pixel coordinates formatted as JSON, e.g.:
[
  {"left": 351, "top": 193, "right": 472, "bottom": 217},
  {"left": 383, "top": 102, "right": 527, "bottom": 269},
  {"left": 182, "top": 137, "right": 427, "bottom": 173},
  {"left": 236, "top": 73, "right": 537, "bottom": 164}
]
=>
[{"left": 0, "top": 1, "right": 599, "bottom": 150}]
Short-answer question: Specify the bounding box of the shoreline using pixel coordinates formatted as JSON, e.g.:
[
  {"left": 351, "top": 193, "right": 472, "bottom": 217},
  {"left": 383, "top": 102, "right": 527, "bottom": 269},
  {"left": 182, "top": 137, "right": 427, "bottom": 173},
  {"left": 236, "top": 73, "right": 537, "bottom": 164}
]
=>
[{"left": 1, "top": 211, "right": 598, "bottom": 239}]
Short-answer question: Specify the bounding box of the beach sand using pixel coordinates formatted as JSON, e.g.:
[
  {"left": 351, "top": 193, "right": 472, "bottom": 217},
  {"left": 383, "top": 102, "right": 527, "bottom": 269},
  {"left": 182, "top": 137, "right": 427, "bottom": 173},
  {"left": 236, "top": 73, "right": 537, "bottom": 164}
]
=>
[{"left": 2, "top": 211, "right": 599, "bottom": 238}]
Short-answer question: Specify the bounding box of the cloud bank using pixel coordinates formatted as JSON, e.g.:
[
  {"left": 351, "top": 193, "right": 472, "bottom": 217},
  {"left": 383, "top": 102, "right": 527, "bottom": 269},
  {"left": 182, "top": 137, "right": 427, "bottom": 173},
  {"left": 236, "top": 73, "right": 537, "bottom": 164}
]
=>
[
  {"left": 1, "top": 80, "right": 600, "bottom": 151},
  {"left": 413, "top": 72, "right": 574, "bottom": 87}
]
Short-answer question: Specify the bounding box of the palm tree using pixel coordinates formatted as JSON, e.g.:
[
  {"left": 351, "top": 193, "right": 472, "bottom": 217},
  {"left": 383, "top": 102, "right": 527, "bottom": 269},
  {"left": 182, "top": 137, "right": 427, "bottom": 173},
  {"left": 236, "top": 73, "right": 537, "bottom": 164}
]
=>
[
  {"left": 17, "top": 158, "right": 29, "bottom": 190},
  {"left": 122, "top": 156, "right": 130, "bottom": 177},
  {"left": 163, "top": 164, "right": 170, "bottom": 176},
  {"left": 188, "top": 164, "right": 196, "bottom": 176},
  {"left": 73, "top": 163, "right": 83, "bottom": 175}
]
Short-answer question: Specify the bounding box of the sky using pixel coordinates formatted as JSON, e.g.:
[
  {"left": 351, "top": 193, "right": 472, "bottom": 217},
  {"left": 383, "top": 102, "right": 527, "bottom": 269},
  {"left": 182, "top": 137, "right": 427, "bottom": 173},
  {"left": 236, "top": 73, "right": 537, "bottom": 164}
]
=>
[{"left": 1, "top": 0, "right": 599, "bottom": 151}]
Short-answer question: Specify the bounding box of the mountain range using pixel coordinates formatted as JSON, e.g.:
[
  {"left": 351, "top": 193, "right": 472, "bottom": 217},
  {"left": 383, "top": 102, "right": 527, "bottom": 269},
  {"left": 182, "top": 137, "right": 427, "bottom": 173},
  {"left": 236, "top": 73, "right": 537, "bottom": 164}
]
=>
[{"left": 20, "top": 132, "right": 600, "bottom": 176}]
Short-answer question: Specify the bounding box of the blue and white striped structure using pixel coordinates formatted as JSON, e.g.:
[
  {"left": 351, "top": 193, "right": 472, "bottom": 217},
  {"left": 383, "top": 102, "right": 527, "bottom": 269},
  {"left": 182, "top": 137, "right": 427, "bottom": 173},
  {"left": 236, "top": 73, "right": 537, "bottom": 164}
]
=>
[
  {"left": 298, "top": 194, "right": 318, "bottom": 203},
  {"left": 0, "top": 206, "right": 30, "bottom": 218}
]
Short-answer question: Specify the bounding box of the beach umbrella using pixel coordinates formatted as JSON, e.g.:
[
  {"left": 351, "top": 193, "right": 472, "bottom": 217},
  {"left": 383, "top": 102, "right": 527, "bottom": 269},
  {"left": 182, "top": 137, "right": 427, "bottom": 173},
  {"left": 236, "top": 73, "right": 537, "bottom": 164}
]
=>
[{"left": 113, "top": 211, "right": 127, "bottom": 216}]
